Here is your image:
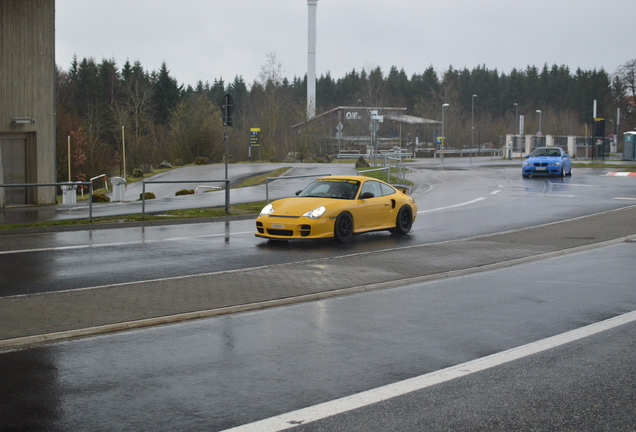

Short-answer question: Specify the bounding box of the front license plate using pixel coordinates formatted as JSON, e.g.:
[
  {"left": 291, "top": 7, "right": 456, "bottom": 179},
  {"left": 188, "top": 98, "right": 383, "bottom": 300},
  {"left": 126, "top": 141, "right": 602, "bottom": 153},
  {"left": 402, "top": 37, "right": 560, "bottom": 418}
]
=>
[
  {"left": 536, "top": 167, "right": 546, "bottom": 171},
  {"left": 272, "top": 224, "right": 285, "bottom": 229}
]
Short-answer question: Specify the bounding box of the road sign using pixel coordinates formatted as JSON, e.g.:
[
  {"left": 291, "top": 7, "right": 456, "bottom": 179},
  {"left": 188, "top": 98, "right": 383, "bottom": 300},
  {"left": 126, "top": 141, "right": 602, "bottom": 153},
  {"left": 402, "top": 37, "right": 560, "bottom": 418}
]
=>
[
  {"left": 250, "top": 128, "right": 261, "bottom": 146},
  {"left": 594, "top": 118, "right": 605, "bottom": 137},
  {"left": 370, "top": 122, "right": 379, "bottom": 133},
  {"left": 336, "top": 122, "right": 343, "bottom": 132}
]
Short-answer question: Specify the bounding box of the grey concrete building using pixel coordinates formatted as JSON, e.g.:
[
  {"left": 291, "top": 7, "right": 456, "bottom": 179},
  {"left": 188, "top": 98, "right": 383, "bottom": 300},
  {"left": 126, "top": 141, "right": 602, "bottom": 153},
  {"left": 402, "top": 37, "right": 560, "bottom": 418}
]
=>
[{"left": 1, "top": 0, "right": 56, "bottom": 207}]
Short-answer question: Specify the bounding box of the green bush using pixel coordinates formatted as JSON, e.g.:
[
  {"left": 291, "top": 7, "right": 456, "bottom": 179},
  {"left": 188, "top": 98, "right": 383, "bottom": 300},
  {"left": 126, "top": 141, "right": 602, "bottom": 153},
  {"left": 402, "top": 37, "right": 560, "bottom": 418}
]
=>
[
  {"left": 92, "top": 193, "right": 111, "bottom": 203},
  {"left": 132, "top": 168, "right": 144, "bottom": 177},
  {"left": 175, "top": 189, "right": 195, "bottom": 196},
  {"left": 140, "top": 192, "right": 156, "bottom": 200}
]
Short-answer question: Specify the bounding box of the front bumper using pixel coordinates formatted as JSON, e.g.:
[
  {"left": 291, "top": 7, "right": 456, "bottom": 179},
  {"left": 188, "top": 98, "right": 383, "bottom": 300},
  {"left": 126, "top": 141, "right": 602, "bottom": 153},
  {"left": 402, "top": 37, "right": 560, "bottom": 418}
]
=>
[
  {"left": 255, "top": 215, "right": 335, "bottom": 240},
  {"left": 522, "top": 165, "right": 562, "bottom": 176}
]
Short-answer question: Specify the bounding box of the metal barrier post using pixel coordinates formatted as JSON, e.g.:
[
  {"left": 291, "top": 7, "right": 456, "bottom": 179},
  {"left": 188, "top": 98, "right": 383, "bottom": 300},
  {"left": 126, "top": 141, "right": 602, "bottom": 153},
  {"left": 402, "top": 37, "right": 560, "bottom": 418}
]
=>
[
  {"left": 89, "top": 183, "right": 93, "bottom": 222},
  {"left": 142, "top": 182, "right": 146, "bottom": 219}
]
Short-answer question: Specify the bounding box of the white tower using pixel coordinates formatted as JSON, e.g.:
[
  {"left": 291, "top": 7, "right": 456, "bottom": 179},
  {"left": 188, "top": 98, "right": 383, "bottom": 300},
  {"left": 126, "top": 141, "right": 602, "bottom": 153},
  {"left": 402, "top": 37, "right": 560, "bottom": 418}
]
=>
[{"left": 307, "top": 0, "right": 318, "bottom": 119}]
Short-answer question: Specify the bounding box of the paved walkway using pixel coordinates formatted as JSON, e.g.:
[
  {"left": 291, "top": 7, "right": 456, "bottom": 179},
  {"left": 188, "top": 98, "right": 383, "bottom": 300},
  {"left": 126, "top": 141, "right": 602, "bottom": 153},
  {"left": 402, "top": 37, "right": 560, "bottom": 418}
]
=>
[{"left": 1, "top": 205, "right": 635, "bottom": 350}]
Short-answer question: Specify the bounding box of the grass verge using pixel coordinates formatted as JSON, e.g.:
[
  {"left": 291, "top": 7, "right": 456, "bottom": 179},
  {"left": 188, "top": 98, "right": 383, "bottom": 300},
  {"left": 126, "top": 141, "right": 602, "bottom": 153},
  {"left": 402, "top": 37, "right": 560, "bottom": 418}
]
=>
[{"left": 0, "top": 201, "right": 266, "bottom": 231}]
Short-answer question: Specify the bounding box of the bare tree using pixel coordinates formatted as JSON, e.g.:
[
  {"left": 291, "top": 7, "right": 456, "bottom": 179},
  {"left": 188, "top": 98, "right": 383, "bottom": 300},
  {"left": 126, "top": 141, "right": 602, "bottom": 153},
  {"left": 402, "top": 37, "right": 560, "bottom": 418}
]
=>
[
  {"left": 615, "top": 59, "right": 636, "bottom": 130},
  {"left": 250, "top": 52, "right": 295, "bottom": 159},
  {"left": 168, "top": 94, "right": 224, "bottom": 163}
]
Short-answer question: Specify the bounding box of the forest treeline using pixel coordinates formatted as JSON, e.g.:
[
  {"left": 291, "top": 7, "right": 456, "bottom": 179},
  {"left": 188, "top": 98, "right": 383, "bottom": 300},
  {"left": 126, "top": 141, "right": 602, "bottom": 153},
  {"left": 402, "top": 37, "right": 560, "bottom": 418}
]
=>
[{"left": 56, "top": 53, "right": 636, "bottom": 183}]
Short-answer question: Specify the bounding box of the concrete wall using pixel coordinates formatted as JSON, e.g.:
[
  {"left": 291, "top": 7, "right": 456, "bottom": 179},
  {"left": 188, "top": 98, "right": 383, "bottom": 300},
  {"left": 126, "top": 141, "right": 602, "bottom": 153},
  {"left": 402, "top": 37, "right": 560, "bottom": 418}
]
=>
[
  {"left": 505, "top": 134, "right": 577, "bottom": 158},
  {"left": 0, "top": 0, "right": 56, "bottom": 205}
]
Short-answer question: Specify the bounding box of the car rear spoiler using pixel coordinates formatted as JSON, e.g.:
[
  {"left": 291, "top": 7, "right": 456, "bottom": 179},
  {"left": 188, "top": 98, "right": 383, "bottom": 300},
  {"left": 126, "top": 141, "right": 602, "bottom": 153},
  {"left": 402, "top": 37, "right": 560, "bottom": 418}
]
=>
[{"left": 391, "top": 183, "right": 412, "bottom": 195}]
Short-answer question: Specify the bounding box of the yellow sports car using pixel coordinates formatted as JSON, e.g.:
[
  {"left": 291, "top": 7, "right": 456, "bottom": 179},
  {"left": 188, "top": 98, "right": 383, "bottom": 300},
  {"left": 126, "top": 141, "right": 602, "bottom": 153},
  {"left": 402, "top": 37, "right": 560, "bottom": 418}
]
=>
[{"left": 255, "top": 175, "right": 418, "bottom": 242}]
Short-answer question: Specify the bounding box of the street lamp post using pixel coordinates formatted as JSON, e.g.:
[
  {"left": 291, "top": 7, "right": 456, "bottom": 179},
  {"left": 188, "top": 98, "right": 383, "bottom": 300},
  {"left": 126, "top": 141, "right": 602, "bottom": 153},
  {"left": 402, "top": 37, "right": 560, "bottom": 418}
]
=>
[
  {"left": 471, "top": 95, "right": 477, "bottom": 162},
  {"left": 536, "top": 109, "right": 542, "bottom": 135},
  {"left": 513, "top": 103, "right": 518, "bottom": 160},
  {"left": 471, "top": 94, "right": 477, "bottom": 155},
  {"left": 441, "top": 103, "right": 449, "bottom": 163}
]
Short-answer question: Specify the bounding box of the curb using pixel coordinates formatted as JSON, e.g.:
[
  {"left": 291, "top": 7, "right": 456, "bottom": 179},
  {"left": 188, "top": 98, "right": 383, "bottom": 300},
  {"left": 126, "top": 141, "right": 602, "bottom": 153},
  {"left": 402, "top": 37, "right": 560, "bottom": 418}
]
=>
[{"left": 1, "top": 234, "right": 633, "bottom": 352}]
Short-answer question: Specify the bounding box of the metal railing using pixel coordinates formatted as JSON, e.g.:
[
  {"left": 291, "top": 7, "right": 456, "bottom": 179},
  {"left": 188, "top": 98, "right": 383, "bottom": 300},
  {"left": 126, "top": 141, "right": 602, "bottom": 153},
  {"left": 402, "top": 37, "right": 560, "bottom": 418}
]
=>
[
  {"left": 359, "top": 167, "right": 391, "bottom": 182},
  {"left": 0, "top": 182, "right": 94, "bottom": 221},
  {"left": 141, "top": 179, "right": 230, "bottom": 219},
  {"left": 265, "top": 173, "right": 331, "bottom": 203},
  {"left": 435, "top": 148, "right": 501, "bottom": 158},
  {"left": 387, "top": 158, "right": 407, "bottom": 183},
  {"left": 90, "top": 174, "right": 109, "bottom": 192}
]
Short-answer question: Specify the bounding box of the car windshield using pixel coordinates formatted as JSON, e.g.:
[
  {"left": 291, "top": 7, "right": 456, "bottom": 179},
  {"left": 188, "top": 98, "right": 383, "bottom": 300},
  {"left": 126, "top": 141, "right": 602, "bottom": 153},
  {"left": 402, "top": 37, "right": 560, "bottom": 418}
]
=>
[
  {"left": 298, "top": 179, "right": 360, "bottom": 200},
  {"left": 531, "top": 148, "right": 562, "bottom": 157}
]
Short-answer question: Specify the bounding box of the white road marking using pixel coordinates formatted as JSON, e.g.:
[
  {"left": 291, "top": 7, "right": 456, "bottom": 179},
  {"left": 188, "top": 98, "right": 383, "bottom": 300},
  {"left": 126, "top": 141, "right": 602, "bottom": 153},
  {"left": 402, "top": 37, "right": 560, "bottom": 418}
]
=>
[
  {"left": 223, "top": 310, "right": 636, "bottom": 432},
  {"left": 550, "top": 183, "right": 600, "bottom": 188},
  {"left": 615, "top": 197, "right": 636, "bottom": 201},
  {"left": 0, "top": 231, "right": 256, "bottom": 255},
  {"left": 417, "top": 198, "right": 486, "bottom": 214},
  {"left": 490, "top": 190, "right": 501, "bottom": 195}
]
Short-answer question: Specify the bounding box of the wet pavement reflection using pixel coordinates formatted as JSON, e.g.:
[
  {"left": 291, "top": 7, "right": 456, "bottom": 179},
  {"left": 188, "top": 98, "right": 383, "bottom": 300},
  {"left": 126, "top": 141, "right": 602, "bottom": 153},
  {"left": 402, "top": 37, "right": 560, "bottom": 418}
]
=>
[{"left": 1, "top": 240, "right": 635, "bottom": 431}]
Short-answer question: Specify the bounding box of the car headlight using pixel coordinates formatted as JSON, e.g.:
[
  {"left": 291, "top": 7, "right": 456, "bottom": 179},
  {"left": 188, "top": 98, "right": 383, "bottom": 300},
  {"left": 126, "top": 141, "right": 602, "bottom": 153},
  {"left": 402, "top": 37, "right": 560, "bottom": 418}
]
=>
[
  {"left": 549, "top": 162, "right": 561, "bottom": 166},
  {"left": 302, "top": 206, "right": 326, "bottom": 220},
  {"left": 259, "top": 203, "right": 274, "bottom": 216},
  {"left": 523, "top": 162, "right": 531, "bottom": 166}
]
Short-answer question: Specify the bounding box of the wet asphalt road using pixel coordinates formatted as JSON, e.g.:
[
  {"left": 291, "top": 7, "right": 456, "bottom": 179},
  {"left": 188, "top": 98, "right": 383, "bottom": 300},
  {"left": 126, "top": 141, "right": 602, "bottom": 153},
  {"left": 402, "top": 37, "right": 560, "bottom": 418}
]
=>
[
  {"left": 1, "top": 161, "right": 634, "bottom": 297},
  {"left": 1, "top": 159, "right": 636, "bottom": 430},
  {"left": 1, "top": 241, "right": 635, "bottom": 431}
]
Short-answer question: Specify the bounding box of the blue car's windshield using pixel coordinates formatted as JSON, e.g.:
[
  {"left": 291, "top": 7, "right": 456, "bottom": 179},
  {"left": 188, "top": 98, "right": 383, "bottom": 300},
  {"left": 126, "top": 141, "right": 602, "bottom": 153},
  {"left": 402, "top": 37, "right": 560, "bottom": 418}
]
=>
[{"left": 531, "top": 148, "right": 562, "bottom": 157}]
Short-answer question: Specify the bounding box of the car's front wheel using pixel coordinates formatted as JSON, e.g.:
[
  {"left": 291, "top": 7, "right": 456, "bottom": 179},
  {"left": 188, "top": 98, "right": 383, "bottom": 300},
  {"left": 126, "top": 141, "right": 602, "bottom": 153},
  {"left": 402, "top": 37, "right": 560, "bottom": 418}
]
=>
[
  {"left": 393, "top": 205, "right": 413, "bottom": 235},
  {"left": 334, "top": 212, "right": 353, "bottom": 243}
]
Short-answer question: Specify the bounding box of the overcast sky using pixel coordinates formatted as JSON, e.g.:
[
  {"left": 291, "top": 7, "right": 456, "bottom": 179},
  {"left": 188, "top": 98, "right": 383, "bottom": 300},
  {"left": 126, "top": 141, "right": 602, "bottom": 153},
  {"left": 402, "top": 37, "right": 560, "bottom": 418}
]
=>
[{"left": 56, "top": 0, "right": 634, "bottom": 88}]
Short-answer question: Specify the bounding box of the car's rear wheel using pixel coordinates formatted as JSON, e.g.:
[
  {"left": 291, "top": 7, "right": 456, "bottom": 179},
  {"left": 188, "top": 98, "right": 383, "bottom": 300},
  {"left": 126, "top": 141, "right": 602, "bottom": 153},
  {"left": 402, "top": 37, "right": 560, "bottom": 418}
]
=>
[
  {"left": 334, "top": 212, "right": 353, "bottom": 243},
  {"left": 394, "top": 205, "right": 413, "bottom": 235}
]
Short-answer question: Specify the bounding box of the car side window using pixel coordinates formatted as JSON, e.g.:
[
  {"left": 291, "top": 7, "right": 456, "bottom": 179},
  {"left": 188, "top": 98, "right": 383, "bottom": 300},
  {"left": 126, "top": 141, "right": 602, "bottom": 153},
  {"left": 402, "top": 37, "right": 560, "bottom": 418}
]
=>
[
  {"left": 379, "top": 183, "right": 396, "bottom": 197},
  {"left": 360, "top": 180, "right": 382, "bottom": 197}
]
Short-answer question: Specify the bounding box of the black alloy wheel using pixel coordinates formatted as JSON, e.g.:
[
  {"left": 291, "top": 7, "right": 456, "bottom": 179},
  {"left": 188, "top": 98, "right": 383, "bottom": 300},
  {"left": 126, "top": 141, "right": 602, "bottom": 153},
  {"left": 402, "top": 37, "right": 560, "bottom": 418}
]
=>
[
  {"left": 334, "top": 212, "right": 353, "bottom": 243},
  {"left": 394, "top": 205, "right": 413, "bottom": 235}
]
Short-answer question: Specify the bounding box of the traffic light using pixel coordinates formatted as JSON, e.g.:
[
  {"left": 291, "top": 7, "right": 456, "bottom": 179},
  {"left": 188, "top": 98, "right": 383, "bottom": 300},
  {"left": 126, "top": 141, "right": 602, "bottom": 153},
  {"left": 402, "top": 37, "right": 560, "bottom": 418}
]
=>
[{"left": 223, "top": 94, "right": 234, "bottom": 127}]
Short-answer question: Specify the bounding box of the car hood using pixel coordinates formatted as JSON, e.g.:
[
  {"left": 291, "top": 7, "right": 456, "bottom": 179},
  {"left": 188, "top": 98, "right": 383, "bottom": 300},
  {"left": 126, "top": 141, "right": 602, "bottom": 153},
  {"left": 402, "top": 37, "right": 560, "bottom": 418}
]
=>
[
  {"left": 526, "top": 156, "right": 561, "bottom": 163},
  {"left": 269, "top": 197, "right": 348, "bottom": 217}
]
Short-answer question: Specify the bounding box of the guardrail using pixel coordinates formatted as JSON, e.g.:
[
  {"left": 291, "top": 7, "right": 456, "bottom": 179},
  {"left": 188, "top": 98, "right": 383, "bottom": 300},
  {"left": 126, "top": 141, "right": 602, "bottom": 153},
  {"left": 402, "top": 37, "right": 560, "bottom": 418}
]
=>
[
  {"left": 141, "top": 179, "right": 230, "bottom": 219},
  {"left": 435, "top": 148, "right": 502, "bottom": 158},
  {"left": 386, "top": 157, "right": 407, "bottom": 183},
  {"left": 265, "top": 173, "right": 331, "bottom": 204},
  {"left": 0, "top": 182, "right": 94, "bottom": 221},
  {"left": 359, "top": 166, "right": 391, "bottom": 182}
]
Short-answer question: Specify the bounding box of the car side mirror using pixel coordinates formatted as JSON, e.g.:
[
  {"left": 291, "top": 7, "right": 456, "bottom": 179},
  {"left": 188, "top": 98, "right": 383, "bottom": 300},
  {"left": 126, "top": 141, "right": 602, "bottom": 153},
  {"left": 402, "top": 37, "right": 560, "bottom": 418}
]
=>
[
  {"left": 525, "top": 155, "right": 529, "bottom": 159},
  {"left": 359, "top": 192, "right": 374, "bottom": 199},
  {"left": 295, "top": 190, "right": 302, "bottom": 196}
]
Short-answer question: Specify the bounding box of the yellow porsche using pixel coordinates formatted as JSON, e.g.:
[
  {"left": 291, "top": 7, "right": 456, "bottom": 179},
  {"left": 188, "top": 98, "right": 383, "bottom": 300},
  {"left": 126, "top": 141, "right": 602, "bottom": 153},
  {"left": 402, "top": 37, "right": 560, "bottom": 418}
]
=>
[{"left": 255, "top": 175, "right": 418, "bottom": 242}]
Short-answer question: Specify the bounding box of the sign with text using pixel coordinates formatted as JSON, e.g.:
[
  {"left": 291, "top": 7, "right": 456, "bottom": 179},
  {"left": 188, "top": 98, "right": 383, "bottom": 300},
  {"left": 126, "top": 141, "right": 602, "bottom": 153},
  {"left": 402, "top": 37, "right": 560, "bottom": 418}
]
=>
[{"left": 250, "top": 128, "right": 261, "bottom": 146}]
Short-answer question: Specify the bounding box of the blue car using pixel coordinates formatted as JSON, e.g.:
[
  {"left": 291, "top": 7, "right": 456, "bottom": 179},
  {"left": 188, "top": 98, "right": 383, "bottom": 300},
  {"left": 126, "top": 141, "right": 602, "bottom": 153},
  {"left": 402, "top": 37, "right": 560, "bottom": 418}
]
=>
[{"left": 522, "top": 147, "right": 572, "bottom": 177}]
